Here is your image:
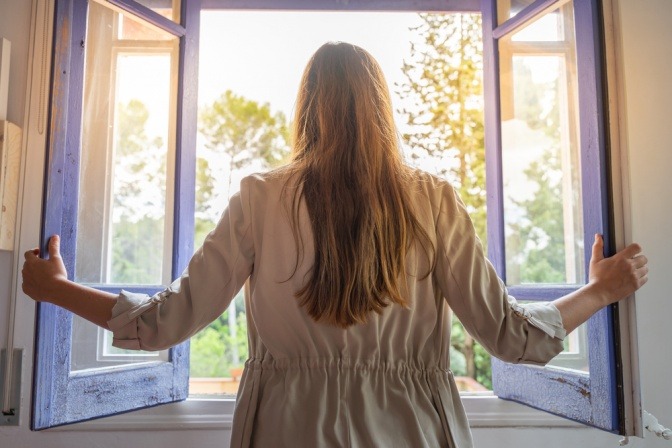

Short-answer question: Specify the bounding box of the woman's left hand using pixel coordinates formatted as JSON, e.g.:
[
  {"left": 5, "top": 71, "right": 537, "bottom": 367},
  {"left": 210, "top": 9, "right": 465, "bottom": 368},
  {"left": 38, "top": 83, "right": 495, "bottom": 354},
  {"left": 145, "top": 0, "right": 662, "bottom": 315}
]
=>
[{"left": 22, "top": 235, "right": 68, "bottom": 303}]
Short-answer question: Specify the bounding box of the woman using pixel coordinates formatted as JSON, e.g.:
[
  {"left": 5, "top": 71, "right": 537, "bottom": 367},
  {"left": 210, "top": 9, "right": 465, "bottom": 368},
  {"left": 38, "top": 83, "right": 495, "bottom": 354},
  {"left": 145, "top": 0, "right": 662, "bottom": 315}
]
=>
[{"left": 22, "top": 42, "right": 648, "bottom": 447}]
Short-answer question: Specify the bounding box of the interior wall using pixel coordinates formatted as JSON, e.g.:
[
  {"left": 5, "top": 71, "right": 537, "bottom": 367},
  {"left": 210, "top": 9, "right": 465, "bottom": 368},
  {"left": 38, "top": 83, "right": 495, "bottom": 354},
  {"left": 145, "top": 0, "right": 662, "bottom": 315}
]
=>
[
  {"left": 0, "top": 0, "right": 670, "bottom": 446},
  {"left": 0, "top": 0, "right": 30, "bottom": 353},
  {"left": 615, "top": 0, "right": 672, "bottom": 443}
]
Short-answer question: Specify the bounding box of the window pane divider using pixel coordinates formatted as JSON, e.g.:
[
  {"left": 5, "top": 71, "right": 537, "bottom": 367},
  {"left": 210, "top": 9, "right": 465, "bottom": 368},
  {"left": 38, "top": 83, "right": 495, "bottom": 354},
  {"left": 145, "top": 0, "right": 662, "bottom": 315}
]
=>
[
  {"left": 85, "top": 285, "right": 166, "bottom": 296},
  {"left": 103, "top": 0, "right": 186, "bottom": 36},
  {"left": 507, "top": 285, "right": 579, "bottom": 302},
  {"left": 506, "top": 41, "right": 572, "bottom": 53},
  {"left": 68, "top": 361, "right": 166, "bottom": 378},
  {"left": 492, "top": 0, "right": 565, "bottom": 40}
]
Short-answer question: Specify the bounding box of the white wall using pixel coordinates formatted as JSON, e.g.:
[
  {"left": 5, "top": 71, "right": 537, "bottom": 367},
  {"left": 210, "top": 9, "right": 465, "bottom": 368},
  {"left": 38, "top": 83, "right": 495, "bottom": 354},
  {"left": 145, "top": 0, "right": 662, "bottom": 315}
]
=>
[
  {"left": 0, "top": 0, "right": 30, "bottom": 356},
  {"left": 0, "top": 0, "right": 670, "bottom": 447}
]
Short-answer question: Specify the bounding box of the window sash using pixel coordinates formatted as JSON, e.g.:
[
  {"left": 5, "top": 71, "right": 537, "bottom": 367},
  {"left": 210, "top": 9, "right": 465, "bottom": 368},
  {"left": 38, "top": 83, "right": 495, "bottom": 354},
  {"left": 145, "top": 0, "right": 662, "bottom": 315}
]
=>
[
  {"left": 32, "top": 0, "right": 199, "bottom": 430},
  {"left": 484, "top": 0, "right": 625, "bottom": 434}
]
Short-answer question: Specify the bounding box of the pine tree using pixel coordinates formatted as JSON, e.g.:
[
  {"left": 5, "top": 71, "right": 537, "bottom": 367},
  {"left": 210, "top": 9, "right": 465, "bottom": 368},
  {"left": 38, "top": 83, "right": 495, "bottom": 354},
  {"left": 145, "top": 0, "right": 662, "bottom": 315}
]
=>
[
  {"left": 398, "top": 13, "right": 488, "bottom": 385},
  {"left": 398, "top": 14, "right": 486, "bottom": 241}
]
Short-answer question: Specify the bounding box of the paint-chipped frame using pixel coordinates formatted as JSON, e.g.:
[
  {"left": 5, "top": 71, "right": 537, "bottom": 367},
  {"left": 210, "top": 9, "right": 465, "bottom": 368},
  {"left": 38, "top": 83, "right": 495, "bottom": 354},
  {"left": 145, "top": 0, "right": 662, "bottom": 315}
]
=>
[
  {"left": 484, "top": 0, "right": 623, "bottom": 434},
  {"left": 32, "top": 0, "right": 200, "bottom": 430}
]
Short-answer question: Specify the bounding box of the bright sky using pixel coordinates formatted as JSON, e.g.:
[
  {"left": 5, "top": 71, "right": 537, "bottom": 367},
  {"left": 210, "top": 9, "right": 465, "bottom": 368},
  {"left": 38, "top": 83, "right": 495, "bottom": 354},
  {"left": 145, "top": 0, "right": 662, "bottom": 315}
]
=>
[
  {"left": 198, "top": 11, "right": 424, "bottom": 121},
  {"left": 194, "top": 11, "right": 430, "bottom": 209}
]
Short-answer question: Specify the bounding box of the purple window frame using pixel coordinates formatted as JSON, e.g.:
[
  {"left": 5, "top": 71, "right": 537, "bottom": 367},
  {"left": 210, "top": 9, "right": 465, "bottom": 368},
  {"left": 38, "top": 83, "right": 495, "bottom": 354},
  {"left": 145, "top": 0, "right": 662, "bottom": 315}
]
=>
[
  {"left": 33, "top": 0, "right": 626, "bottom": 433},
  {"left": 32, "top": 0, "right": 200, "bottom": 430},
  {"left": 483, "top": 0, "right": 625, "bottom": 434}
]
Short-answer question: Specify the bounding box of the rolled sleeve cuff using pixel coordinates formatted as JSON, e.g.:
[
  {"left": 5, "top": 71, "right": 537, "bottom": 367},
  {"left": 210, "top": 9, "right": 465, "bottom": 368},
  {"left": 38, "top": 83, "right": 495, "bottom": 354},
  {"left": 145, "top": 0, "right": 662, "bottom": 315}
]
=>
[
  {"left": 511, "top": 301, "right": 567, "bottom": 340},
  {"left": 106, "top": 290, "right": 157, "bottom": 350}
]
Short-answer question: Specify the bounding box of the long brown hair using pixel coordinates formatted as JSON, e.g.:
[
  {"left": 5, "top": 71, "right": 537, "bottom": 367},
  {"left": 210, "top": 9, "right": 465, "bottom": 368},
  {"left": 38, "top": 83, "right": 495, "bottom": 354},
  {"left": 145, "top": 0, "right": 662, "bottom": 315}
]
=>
[{"left": 285, "top": 42, "right": 434, "bottom": 328}]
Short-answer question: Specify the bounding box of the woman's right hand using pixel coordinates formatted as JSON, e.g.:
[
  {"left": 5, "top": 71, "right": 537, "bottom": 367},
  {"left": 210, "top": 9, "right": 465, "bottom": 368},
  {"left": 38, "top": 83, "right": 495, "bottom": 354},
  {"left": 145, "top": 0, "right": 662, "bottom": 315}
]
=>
[
  {"left": 554, "top": 234, "right": 648, "bottom": 335},
  {"left": 22, "top": 235, "right": 68, "bottom": 303}
]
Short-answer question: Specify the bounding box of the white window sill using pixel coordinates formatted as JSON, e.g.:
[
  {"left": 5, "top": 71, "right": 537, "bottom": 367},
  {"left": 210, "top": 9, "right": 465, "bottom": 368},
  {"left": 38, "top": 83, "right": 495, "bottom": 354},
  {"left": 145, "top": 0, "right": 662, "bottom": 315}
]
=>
[{"left": 50, "top": 392, "right": 582, "bottom": 432}]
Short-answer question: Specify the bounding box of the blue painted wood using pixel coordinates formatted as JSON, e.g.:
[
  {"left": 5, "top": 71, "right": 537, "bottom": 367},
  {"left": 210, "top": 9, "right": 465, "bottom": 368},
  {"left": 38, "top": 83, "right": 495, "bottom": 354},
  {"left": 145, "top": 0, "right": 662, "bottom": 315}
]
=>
[
  {"left": 32, "top": 0, "right": 197, "bottom": 430},
  {"left": 487, "top": 0, "right": 622, "bottom": 435},
  {"left": 202, "top": 0, "right": 480, "bottom": 12},
  {"left": 168, "top": 0, "right": 202, "bottom": 400},
  {"left": 172, "top": 0, "right": 200, "bottom": 279},
  {"left": 107, "top": 0, "right": 186, "bottom": 36},
  {"left": 507, "top": 285, "right": 579, "bottom": 302},
  {"left": 492, "top": 359, "right": 593, "bottom": 422},
  {"left": 32, "top": 0, "right": 88, "bottom": 430},
  {"left": 481, "top": 0, "right": 506, "bottom": 278},
  {"left": 492, "top": 0, "right": 560, "bottom": 39},
  {"left": 574, "top": 0, "right": 619, "bottom": 432}
]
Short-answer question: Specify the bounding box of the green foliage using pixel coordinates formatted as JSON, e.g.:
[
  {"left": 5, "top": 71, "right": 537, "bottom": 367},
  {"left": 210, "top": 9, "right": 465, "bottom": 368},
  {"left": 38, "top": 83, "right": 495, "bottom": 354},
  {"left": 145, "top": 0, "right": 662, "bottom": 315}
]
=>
[
  {"left": 199, "top": 90, "right": 290, "bottom": 181},
  {"left": 190, "top": 92, "right": 291, "bottom": 378},
  {"left": 111, "top": 100, "right": 166, "bottom": 284},
  {"left": 450, "top": 316, "right": 492, "bottom": 389},
  {"left": 398, "top": 14, "right": 487, "bottom": 245},
  {"left": 200, "top": 89, "right": 289, "bottom": 163},
  {"left": 112, "top": 216, "right": 165, "bottom": 284},
  {"left": 505, "top": 59, "right": 577, "bottom": 285},
  {"left": 399, "top": 14, "right": 491, "bottom": 389},
  {"left": 190, "top": 292, "right": 248, "bottom": 377},
  {"left": 195, "top": 90, "right": 291, "bottom": 236},
  {"left": 507, "top": 149, "right": 567, "bottom": 284}
]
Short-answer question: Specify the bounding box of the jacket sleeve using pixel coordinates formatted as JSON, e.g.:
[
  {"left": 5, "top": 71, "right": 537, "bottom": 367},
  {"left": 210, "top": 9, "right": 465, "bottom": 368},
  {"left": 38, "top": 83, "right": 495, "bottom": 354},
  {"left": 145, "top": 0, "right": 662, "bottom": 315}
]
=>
[
  {"left": 433, "top": 181, "right": 566, "bottom": 365},
  {"left": 106, "top": 178, "right": 255, "bottom": 351}
]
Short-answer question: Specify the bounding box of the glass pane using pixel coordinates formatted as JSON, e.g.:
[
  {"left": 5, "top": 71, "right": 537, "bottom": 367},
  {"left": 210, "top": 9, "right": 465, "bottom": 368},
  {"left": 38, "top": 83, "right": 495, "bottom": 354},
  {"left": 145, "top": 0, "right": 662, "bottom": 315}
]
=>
[
  {"left": 512, "top": 299, "right": 588, "bottom": 373},
  {"left": 499, "top": 4, "right": 584, "bottom": 286},
  {"left": 497, "top": 1, "right": 564, "bottom": 42},
  {"left": 451, "top": 317, "right": 492, "bottom": 391},
  {"left": 511, "top": 12, "right": 562, "bottom": 42},
  {"left": 547, "top": 322, "right": 589, "bottom": 372},
  {"left": 134, "top": 0, "right": 180, "bottom": 24},
  {"left": 71, "top": 317, "right": 168, "bottom": 372},
  {"left": 75, "top": 1, "right": 178, "bottom": 286},
  {"left": 71, "top": 1, "right": 177, "bottom": 372}
]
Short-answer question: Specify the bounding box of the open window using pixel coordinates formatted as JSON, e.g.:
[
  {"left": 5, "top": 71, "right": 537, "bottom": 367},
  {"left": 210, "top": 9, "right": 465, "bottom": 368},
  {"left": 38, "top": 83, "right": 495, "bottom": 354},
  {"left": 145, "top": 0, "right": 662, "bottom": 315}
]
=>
[
  {"left": 33, "top": 0, "right": 639, "bottom": 436},
  {"left": 33, "top": 0, "right": 198, "bottom": 429},
  {"left": 484, "top": 0, "right": 639, "bottom": 435}
]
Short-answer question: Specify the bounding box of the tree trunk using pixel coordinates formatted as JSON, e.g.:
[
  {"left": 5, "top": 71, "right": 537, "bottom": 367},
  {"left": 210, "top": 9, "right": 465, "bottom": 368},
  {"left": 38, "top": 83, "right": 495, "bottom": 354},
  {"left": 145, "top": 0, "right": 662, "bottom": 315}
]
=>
[{"left": 464, "top": 333, "right": 476, "bottom": 379}]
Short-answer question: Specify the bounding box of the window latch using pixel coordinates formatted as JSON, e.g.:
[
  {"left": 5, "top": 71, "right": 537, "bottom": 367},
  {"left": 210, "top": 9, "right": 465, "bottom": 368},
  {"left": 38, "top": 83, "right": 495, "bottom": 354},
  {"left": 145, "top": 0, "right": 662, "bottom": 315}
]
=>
[
  {"left": 643, "top": 410, "right": 672, "bottom": 441},
  {"left": 619, "top": 410, "right": 672, "bottom": 445}
]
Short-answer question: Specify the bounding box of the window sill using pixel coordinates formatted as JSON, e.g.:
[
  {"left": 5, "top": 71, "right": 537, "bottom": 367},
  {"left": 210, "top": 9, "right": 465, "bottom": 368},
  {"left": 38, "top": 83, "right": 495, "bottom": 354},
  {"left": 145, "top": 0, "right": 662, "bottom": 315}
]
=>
[{"left": 50, "top": 393, "right": 582, "bottom": 432}]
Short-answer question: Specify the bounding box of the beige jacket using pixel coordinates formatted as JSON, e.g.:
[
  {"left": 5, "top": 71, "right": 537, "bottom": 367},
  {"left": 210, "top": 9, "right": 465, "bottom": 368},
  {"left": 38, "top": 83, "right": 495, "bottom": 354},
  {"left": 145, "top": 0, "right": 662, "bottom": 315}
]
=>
[{"left": 108, "top": 169, "right": 565, "bottom": 448}]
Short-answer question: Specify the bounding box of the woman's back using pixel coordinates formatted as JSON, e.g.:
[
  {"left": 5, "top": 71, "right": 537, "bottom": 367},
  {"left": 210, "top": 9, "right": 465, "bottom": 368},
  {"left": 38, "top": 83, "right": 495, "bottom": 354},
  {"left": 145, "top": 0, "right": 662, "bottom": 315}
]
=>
[
  {"left": 233, "top": 168, "right": 456, "bottom": 447},
  {"left": 228, "top": 168, "right": 563, "bottom": 447}
]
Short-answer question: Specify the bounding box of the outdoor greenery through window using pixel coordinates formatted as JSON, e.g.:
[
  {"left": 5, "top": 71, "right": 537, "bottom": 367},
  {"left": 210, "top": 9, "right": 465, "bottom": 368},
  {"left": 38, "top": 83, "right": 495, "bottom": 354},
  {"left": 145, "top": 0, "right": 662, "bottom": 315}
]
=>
[
  {"left": 71, "top": 0, "right": 177, "bottom": 371},
  {"left": 74, "top": 7, "right": 585, "bottom": 395},
  {"left": 188, "top": 11, "right": 493, "bottom": 396}
]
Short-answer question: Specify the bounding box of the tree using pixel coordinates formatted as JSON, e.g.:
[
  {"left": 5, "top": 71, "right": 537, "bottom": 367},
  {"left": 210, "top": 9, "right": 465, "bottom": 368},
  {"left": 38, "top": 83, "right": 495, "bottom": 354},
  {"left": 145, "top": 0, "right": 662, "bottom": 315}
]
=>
[
  {"left": 199, "top": 90, "right": 290, "bottom": 198},
  {"left": 398, "top": 13, "right": 488, "bottom": 386},
  {"left": 111, "top": 99, "right": 167, "bottom": 284},
  {"left": 398, "top": 14, "right": 486, "bottom": 242},
  {"left": 504, "top": 57, "right": 577, "bottom": 285},
  {"left": 189, "top": 291, "right": 248, "bottom": 378},
  {"left": 507, "top": 148, "right": 567, "bottom": 284},
  {"left": 195, "top": 90, "right": 291, "bottom": 247},
  {"left": 194, "top": 91, "right": 290, "bottom": 371}
]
